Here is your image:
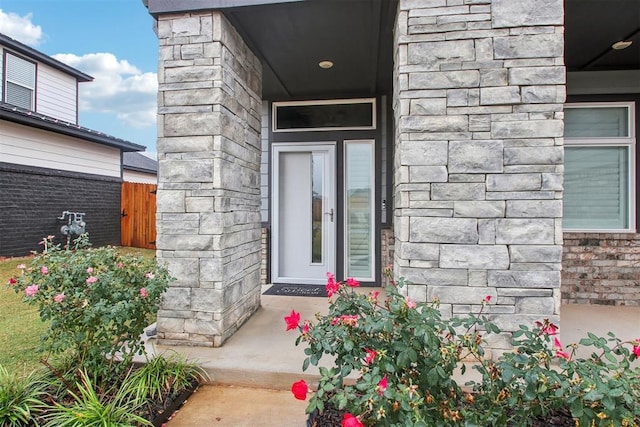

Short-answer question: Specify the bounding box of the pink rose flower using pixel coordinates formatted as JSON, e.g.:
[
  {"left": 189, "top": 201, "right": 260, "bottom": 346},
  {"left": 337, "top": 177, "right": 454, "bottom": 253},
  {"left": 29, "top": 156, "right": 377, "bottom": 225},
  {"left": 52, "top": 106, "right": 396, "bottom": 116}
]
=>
[
  {"left": 86, "top": 276, "right": 98, "bottom": 285},
  {"left": 40, "top": 266, "right": 48, "bottom": 275},
  {"left": 53, "top": 293, "right": 65, "bottom": 303},
  {"left": 405, "top": 295, "right": 417, "bottom": 309},
  {"left": 284, "top": 310, "right": 301, "bottom": 331},
  {"left": 117, "top": 262, "right": 124, "bottom": 269},
  {"left": 483, "top": 295, "right": 492, "bottom": 303},
  {"left": 140, "top": 288, "right": 149, "bottom": 298},
  {"left": 17, "top": 264, "right": 26, "bottom": 270},
  {"left": 86, "top": 267, "right": 93, "bottom": 274},
  {"left": 291, "top": 379, "right": 308, "bottom": 400},
  {"left": 25, "top": 284, "right": 39, "bottom": 297},
  {"left": 341, "top": 413, "right": 364, "bottom": 427},
  {"left": 301, "top": 322, "right": 310, "bottom": 335},
  {"left": 369, "top": 290, "right": 380, "bottom": 303}
]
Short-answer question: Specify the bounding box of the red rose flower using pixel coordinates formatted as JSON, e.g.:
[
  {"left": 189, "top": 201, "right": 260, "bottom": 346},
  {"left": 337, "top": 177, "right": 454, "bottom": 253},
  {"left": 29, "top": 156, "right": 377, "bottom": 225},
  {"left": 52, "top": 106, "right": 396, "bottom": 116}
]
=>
[
  {"left": 632, "top": 340, "right": 640, "bottom": 358},
  {"left": 364, "top": 348, "right": 377, "bottom": 366},
  {"left": 326, "top": 272, "right": 340, "bottom": 297},
  {"left": 291, "top": 379, "right": 308, "bottom": 400},
  {"left": 377, "top": 375, "right": 388, "bottom": 396},
  {"left": 284, "top": 310, "right": 301, "bottom": 331},
  {"left": 341, "top": 413, "right": 364, "bottom": 427},
  {"left": 345, "top": 277, "right": 360, "bottom": 288}
]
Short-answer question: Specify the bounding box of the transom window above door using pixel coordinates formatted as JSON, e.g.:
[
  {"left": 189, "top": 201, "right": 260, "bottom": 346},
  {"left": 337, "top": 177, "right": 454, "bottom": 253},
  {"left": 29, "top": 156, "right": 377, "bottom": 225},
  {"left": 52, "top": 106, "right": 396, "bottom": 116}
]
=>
[{"left": 273, "top": 98, "right": 376, "bottom": 132}]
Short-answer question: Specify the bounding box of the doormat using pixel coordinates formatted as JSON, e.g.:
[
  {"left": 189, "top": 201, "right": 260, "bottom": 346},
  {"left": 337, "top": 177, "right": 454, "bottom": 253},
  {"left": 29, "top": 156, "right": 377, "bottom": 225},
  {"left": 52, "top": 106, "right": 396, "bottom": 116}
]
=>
[{"left": 263, "top": 283, "right": 327, "bottom": 297}]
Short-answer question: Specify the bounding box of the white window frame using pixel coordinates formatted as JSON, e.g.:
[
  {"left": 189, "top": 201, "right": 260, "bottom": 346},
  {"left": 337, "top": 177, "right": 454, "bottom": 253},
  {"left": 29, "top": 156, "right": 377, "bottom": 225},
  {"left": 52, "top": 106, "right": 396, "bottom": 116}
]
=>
[
  {"left": 563, "top": 101, "right": 636, "bottom": 233},
  {"left": 272, "top": 98, "right": 376, "bottom": 132},
  {"left": 3, "top": 51, "right": 36, "bottom": 110}
]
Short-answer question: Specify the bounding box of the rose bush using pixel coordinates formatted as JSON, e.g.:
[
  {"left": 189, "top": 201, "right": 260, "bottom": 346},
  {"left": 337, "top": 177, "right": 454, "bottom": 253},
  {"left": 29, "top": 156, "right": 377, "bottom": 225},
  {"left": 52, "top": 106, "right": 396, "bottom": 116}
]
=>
[
  {"left": 286, "top": 270, "right": 640, "bottom": 426},
  {"left": 9, "top": 234, "right": 173, "bottom": 379}
]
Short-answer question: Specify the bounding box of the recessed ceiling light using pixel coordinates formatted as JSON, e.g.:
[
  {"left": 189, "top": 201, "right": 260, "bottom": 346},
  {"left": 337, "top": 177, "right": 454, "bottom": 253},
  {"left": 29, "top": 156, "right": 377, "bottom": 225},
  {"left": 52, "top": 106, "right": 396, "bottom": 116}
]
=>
[
  {"left": 318, "top": 60, "right": 334, "bottom": 69},
  {"left": 612, "top": 40, "right": 633, "bottom": 50}
]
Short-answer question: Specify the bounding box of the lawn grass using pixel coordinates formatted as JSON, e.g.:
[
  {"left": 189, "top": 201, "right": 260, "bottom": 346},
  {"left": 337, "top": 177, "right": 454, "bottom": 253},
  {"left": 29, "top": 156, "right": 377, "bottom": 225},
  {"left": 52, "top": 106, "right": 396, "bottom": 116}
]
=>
[{"left": 0, "top": 247, "right": 155, "bottom": 374}]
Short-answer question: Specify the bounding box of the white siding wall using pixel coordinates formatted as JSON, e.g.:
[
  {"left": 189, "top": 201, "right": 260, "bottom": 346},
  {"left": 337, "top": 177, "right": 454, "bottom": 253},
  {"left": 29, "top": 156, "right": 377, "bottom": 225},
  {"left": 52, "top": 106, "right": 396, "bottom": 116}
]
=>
[
  {"left": 0, "top": 121, "right": 121, "bottom": 178},
  {"left": 260, "top": 101, "right": 269, "bottom": 222},
  {"left": 123, "top": 169, "right": 157, "bottom": 184},
  {"left": 0, "top": 51, "right": 3, "bottom": 101},
  {"left": 1, "top": 43, "right": 79, "bottom": 123},
  {"left": 36, "top": 62, "right": 78, "bottom": 123}
]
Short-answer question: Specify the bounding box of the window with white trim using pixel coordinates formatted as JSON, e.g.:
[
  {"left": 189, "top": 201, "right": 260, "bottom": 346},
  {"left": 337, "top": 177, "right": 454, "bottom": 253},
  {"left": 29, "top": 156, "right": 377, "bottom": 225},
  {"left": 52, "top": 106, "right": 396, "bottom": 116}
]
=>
[
  {"left": 3, "top": 52, "right": 36, "bottom": 110},
  {"left": 563, "top": 102, "right": 636, "bottom": 232}
]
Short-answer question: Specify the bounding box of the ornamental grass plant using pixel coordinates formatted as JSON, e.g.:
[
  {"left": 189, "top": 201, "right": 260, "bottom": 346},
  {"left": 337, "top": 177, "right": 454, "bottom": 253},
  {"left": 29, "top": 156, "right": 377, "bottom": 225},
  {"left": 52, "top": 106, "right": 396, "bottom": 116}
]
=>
[
  {"left": 286, "top": 269, "right": 640, "bottom": 427},
  {"left": 0, "top": 364, "right": 48, "bottom": 427}
]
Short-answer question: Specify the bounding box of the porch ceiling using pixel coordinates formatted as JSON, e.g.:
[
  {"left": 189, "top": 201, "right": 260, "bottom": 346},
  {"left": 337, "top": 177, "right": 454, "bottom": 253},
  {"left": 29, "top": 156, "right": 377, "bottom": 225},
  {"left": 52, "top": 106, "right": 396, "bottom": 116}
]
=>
[
  {"left": 147, "top": 0, "right": 640, "bottom": 99},
  {"left": 222, "top": 0, "right": 398, "bottom": 100}
]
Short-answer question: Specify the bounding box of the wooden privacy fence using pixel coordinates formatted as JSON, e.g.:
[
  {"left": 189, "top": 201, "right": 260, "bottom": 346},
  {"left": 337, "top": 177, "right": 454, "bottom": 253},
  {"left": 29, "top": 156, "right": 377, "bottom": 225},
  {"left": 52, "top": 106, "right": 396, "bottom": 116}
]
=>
[{"left": 121, "top": 182, "right": 156, "bottom": 249}]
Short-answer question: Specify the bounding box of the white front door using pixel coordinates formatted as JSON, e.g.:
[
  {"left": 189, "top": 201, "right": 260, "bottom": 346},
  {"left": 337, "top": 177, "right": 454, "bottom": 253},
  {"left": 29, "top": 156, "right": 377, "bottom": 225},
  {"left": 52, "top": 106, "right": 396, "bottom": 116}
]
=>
[{"left": 272, "top": 143, "right": 336, "bottom": 284}]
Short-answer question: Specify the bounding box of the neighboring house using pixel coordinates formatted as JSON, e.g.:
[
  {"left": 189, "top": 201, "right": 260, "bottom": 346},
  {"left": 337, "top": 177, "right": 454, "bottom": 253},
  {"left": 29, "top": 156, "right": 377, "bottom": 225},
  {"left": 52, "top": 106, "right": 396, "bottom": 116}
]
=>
[
  {"left": 123, "top": 152, "right": 158, "bottom": 184},
  {"left": 0, "top": 33, "right": 145, "bottom": 257},
  {"left": 142, "top": 0, "right": 640, "bottom": 349}
]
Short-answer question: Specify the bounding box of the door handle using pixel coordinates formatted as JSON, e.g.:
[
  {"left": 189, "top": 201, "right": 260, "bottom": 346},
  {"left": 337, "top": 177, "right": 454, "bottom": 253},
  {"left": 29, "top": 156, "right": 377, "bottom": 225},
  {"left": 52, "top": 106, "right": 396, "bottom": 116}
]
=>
[{"left": 325, "top": 208, "right": 334, "bottom": 222}]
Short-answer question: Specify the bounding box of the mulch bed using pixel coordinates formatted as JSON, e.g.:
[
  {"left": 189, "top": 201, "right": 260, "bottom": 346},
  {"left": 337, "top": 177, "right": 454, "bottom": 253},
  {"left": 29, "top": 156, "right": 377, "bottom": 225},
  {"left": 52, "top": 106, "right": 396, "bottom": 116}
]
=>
[
  {"left": 308, "top": 403, "right": 576, "bottom": 426},
  {"left": 29, "top": 374, "right": 199, "bottom": 427}
]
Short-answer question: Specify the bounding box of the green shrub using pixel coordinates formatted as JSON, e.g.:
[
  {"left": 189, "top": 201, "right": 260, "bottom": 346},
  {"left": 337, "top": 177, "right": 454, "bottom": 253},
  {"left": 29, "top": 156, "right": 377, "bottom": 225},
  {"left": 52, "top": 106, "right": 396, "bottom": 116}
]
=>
[
  {"left": 286, "top": 271, "right": 640, "bottom": 426},
  {"left": 9, "top": 234, "right": 173, "bottom": 379},
  {"left": 0, "top": 364, "right": 47, "bottom": 427}
]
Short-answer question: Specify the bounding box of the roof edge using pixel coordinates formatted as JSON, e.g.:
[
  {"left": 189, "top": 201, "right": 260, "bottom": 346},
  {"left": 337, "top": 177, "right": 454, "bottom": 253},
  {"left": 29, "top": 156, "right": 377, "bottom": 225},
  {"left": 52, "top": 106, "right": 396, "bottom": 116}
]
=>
[
  {"left": 0, "top": 33, "right": 93, "bottom": 82},
  {"left": 0, "top": 103, "right": 144, "bottom": 152},
  {"left": 146, "top": 0, "right": 303, "bottom": 15}
]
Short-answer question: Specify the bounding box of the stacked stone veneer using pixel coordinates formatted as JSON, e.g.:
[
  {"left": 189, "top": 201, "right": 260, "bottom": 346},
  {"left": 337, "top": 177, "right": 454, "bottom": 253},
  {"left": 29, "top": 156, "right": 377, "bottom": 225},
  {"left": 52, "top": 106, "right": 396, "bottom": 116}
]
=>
[
  {"left": 155, "top": 11, "right": 263, "bottom": 347},
  {"left": 393, "top": 0, "right": 565, "bottom": 352}
]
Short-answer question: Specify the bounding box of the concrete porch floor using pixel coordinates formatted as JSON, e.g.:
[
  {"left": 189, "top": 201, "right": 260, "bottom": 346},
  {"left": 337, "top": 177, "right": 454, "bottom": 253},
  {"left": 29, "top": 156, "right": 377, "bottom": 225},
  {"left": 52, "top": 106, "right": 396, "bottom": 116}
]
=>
[{"left": 156, "top": 287, "right": 639, "bottom": 426}]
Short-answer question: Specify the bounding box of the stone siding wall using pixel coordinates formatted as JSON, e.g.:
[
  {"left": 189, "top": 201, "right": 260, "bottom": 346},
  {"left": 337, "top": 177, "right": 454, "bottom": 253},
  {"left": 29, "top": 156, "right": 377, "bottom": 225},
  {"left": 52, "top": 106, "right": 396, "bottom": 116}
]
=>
[
  {"left": 0, "top": 162, "right": 121, "bottom": 257},
  {"left": 393, "top": 0, "right": 565, "bottom": 353},
  {"left": 155, "top": 11, "right": 263, "bottom": 347},
  {"left": 562, "top": 233, "right": 640, "bottom": 306}
]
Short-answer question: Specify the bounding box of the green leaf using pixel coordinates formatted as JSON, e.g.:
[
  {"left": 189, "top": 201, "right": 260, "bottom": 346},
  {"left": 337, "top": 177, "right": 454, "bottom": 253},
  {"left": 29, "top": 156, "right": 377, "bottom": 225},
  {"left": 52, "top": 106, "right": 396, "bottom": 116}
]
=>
[{"left": 569, "top": 398, "right": 584, "bottom": 417}]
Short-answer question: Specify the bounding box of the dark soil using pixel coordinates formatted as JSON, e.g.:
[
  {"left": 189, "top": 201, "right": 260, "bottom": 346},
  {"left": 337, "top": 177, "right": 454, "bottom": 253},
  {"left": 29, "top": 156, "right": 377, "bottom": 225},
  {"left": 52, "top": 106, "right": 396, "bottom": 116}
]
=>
[
  {"left": 309, "top": 403, "right": 576, "bottom": 427},
  {"left": 29, "top": 373, "right": 198, "bottom": 427}
]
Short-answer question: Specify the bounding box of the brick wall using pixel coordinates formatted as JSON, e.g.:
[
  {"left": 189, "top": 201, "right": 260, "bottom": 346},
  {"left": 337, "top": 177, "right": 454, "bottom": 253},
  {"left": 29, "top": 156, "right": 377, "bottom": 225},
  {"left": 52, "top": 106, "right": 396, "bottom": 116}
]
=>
[
  {"left": 0, "top": 162, "right": 121, "bottom": 257},
  {"left": 562, "top": 233, "right": 640, "bottom": 306}
]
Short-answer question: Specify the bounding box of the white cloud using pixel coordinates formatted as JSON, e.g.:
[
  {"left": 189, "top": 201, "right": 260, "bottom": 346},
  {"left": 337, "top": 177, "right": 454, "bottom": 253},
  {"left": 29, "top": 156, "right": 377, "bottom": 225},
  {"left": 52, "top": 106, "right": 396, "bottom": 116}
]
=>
[
  {"left": 0, "top": 9, "right": 44, "bottom": 46},
  {"left": 53, "top": 52, "right": 158, "bottom": 128}
]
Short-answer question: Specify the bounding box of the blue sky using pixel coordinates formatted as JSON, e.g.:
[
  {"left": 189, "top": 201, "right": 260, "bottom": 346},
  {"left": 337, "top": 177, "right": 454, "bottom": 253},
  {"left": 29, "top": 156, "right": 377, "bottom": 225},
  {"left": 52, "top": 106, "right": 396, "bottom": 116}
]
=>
[{"left": 0, "top": 0, "right": 159, "bottom": 156}]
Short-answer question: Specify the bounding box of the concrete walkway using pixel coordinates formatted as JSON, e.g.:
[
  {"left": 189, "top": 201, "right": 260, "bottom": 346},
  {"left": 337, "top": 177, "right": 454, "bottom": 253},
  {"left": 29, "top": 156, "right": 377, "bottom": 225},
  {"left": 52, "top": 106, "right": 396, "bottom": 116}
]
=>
[{"left": 155, "top": 288, "right": 639, "bottom": 426}]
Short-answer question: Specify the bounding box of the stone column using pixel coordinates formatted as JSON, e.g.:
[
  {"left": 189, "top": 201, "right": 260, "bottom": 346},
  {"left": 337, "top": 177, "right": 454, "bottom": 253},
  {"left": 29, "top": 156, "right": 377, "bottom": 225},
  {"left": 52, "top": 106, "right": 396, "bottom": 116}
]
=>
[
  {"left": 155, "top": 11, "right": 262, "bottom": 347},
  {"left": 393, "top": 0, "right": 565, "bottom": 354}
]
